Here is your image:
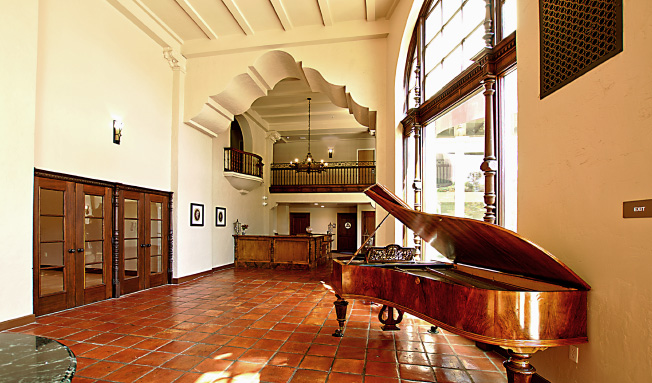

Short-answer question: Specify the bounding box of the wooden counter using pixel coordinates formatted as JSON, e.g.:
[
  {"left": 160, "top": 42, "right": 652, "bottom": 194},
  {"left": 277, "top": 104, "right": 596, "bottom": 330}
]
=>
[{"left": 234, "top": 234, "right": 332, "bottom": 269}]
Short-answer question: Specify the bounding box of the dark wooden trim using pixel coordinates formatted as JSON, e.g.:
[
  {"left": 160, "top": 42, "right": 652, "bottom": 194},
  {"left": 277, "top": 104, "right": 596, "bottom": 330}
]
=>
[
  {"left": 213, "top": 263, "right": 235, "bottom": 272},
  {"left": 171, "top": 264, "right": 235, "bottom": 284},
  {"left": 270, "top": 185, "right": 369, "bottom": 194},
  {"left": 403, "top": 33, "right": 516, "bottom": 129},
  {"left": 35, "top": 169, "right": 173, "bottom": 197},
  {"left": 168, "top": 198, "right": 174, "bottom": 285},
  {"left": 0, "top": 314, "right": 36, "bottom": 331},
  {"left": 112, "top": 185, "right": 121, "bottom": 298}
]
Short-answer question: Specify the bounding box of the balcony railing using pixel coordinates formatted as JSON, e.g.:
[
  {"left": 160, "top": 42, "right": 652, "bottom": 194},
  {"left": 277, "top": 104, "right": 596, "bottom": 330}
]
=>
[
  {"left": 224, "top": 148, "right": 263, "bottom": 178},
  {"left": 270, "top": 161, "right": 375, "bottom": 193}
]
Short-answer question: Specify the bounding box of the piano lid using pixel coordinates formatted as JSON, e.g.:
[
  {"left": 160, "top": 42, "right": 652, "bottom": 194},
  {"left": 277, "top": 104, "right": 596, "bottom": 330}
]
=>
[{"left": 365, "top": 184, "right": 590, "bottom": 290}]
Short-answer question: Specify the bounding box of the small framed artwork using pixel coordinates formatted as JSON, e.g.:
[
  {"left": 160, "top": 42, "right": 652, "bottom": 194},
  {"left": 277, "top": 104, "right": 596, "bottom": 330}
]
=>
[
  {"left": 216, "top": 207, "right": 226, "bottom": 227},
  {"left": 190, "top": 203, "right": 204, "bottom": 226}
]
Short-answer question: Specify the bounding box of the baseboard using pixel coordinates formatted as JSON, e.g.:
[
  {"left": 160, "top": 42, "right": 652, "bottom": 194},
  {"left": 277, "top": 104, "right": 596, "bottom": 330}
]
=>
[
  {"left": 213, "top": 263, "right": 235, "bottom": 272},
  {"left": 0, "top": 314, "right": 36, "bottom": 331},
  {"left": 171, "top": 263, "right": 234, "bottom": 284}
]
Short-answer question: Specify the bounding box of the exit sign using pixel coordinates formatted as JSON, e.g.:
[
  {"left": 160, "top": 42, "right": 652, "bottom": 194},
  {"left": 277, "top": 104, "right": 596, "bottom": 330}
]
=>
[{"left": 623, "top": 199, "right": 652, "bottom": 218}]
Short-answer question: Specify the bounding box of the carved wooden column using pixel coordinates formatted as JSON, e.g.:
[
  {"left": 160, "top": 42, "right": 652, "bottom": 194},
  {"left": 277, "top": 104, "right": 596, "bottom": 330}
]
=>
[
  {"left": 412, "top": 64, "right": 423, "bottom": 259},
  {"left": 168, "top": 194, "right": 174, "bottom": 284},
  {"left": 481, "top": 76, "right": 497, "bottom": 224},
  {"left": 112, "top": 186, "right": 121, "bottom": 298}
]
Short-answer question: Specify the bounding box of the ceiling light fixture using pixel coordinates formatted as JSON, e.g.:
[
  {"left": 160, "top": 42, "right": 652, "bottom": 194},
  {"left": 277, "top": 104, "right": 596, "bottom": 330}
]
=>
[{"left": 290, "top": 98, "right": 327, "bottom": 173}]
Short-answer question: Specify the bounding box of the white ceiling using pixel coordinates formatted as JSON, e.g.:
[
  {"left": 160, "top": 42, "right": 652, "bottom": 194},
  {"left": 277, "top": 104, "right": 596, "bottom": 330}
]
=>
[{"left": 123, "top": 0, "right": 400, "bottom": 141}]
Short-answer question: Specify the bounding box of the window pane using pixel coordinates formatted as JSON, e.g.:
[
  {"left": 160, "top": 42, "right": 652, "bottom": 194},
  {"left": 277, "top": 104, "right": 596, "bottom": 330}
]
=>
[
  {"left": 502, "top": 0, "right": 517, "bottom": 37},
  {"left": 425, "top": 2, "right": 442, "bottom": 42},
  {"left": 423, "top": 92, "right": 485, "bottom": 222},
  {"left": 501, "top": 69, "right": 518, "bottom": 231}
]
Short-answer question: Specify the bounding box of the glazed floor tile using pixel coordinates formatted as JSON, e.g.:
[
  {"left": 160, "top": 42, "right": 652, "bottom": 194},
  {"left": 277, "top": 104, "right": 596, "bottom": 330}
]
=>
[{"left": 6, "top": 264, "right": 509, "bottom": 382}]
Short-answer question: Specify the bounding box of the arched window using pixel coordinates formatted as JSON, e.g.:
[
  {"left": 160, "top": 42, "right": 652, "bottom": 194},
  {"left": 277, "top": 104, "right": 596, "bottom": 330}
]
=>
[{"left": 402, "top": 0, "right": 517, "bottom": 258}]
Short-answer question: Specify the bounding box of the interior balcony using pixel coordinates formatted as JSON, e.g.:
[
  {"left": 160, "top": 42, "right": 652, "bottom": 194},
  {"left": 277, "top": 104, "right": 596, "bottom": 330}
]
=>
[
  {"left": 223, "top": 147, "right": 263, "bottom": 194},
  {"left": 269, "top": 160, "right": 375, "bottom": 193}
]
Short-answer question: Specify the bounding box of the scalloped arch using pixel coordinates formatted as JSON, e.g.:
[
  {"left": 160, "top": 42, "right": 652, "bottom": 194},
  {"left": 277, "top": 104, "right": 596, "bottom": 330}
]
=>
[{"left": 186, "top": 50, "right": 377, "bottom": 136}]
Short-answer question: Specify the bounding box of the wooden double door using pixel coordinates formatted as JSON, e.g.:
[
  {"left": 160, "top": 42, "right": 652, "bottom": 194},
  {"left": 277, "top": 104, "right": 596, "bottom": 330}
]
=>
[
  {"left": 34, "top": 177, "right": 113, "bottom": 316},
  {"left": 119, "top": 190, "right": 169, "bottom": 295},
  {"left": 34, "top": 174, "right": 170, "bottom": 315}
]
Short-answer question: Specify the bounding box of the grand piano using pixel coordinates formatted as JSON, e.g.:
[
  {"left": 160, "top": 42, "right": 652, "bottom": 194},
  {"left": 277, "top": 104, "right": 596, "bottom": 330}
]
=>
[{"left": 331, "top": 184, "right": 590, "bottom": 383}]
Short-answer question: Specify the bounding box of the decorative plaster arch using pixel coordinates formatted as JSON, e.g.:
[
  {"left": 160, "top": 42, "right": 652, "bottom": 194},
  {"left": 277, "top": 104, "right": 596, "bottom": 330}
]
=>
[{"left": 185, "top": 50, "right": 377, "bottom": 136}]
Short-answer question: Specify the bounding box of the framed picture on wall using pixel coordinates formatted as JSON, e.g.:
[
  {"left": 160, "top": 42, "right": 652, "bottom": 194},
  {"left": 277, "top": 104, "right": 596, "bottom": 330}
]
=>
[
  {"left": 216, "top": 207, "right": 226, "bottom": 227},
  {"left": 190, "top": 203, "right": 204, "bottom": 226}
]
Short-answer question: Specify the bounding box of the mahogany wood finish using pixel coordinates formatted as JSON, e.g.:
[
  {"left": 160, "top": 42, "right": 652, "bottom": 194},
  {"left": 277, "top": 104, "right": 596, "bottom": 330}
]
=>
[
  {"left": 34, "top": 169, "right": 173, "bottom": 314},
  {"left": 336, "top": 213, "right": 357, "bottom": 253},
  {"left": 331, "top": 183, "right": 590, "bottom": 382},
  {"left": 289, "top": 212, "right": 310, "bottom": 236},
  {"left": 33, "top": 176, "right": 113, "bottom": 316},
  {"left": 234, "top": 234, "right": 331, "bottom": 269},
  {"left": 118, "top": 191, "right": 170, "bottom": 295}
]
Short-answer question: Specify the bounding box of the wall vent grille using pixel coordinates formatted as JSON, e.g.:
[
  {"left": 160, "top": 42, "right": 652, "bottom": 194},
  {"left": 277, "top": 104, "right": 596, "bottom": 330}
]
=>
[{"left": 539, "top": 0, "right": 622, "bottom": 98}]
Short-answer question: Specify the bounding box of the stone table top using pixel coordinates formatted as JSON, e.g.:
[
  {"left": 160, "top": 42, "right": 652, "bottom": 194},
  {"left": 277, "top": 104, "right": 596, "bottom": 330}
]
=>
[{"left": 0, "top": 332, "right": 76, "bottom": 382}]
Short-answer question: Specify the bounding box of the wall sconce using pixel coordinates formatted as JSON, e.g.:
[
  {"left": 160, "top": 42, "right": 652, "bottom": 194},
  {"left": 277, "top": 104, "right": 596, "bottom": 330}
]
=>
[
  {"left": 262, "top": 196, "right": 268, "bottom": 206},
  {"left": 328, "top": 148, "right": 333, "bottom": 158},
  {"left": 113, "top": 120, "right": 124, "bottom": 145}
]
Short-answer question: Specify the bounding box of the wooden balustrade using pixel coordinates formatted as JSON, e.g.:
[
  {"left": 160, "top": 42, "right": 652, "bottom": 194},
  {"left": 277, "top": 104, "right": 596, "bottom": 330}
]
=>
[
  {"left": 270, "top": 161, "right": 375, "bottom": 193},
  {"left": 224, "top": 148, "right": 263, "bottom": 178}
]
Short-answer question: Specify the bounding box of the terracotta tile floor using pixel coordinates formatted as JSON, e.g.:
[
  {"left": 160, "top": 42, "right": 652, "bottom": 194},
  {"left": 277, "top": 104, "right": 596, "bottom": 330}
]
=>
[{"left": 7, "top": 265, "right": 508, "bottom": 382}]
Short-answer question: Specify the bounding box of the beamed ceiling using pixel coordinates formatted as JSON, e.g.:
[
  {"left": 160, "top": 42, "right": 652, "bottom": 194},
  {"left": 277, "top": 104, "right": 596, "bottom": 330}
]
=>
[{"left": 110, "top": 0, "right": 399, "bottom": 141}]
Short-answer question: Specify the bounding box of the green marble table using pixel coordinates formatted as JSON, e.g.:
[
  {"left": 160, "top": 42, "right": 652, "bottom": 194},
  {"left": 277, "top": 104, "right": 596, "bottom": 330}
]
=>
[{"left": 0, "top": 332, "right": 76, "bottom": 382}]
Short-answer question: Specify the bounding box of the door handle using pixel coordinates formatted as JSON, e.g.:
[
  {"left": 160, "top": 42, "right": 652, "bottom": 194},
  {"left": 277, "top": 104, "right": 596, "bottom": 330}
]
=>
[
  {"left": 140, "top": 244, "right": 146, "bottom": 248},
  {"left": 146, "top": 244, "right": 151, "bottom": 247},
  {"left": 68, "top": 249, "right": 76, "bottom": 253},
  {"left": 77, "top": 248, "right": 84, "bottom": 253}
]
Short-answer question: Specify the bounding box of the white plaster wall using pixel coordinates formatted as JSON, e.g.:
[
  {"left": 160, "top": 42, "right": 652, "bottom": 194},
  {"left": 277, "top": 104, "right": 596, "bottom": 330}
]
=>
[
  {"left": 518, "top": 2, "right": 652, "bottom": 382},
  {"left": 273, "top": 137, "right": 375, "bottom": 163},
  {"left": 33, "top": 0, "right": 172, "bottom": 190},
  {"left": 176, "top": 125, "right": 213, "bottom": 277},
  {"left": 0, "top": 0, "right": 38, "bottom": 324}
]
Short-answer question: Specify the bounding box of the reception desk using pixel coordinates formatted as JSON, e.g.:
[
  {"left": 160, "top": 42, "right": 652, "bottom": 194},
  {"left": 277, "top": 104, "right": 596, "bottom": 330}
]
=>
[{"left": 234, "top": 234, "right": 332, "bottom": 269}]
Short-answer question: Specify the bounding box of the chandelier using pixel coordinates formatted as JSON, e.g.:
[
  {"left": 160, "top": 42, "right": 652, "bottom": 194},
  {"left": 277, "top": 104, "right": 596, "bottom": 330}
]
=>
[{"left": 290, "top": 97, "right": 327, "bottom": 173}]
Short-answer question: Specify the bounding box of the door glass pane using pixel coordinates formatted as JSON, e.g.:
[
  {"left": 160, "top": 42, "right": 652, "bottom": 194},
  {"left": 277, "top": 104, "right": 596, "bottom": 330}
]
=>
[
  {"left": 40, "top": 243, "right": 64, "bottom": 295},
  {"left": 151, "top": 255, "right": 162, "bottom": 274},
  {"left": 150, "top": 238, "right": 162, "bottom": 256},
  {"left": 125, "top": 220, "right": 138, "bottom": 239},
  {"left": 85, "top": 218, "right": 103, "bottom": 241},
  {"left": 124, "top": 199, "right": 138, "bottom": 219},
  {"left": 39, "top": 188, "right": 65, "bottom": 296},
  {"left": 85, "top": 241, "right": 104, "bottom": 287},
  {"left": 41, "top": 189, "right": 63, "bottom": 215},
  {"left": 124, "top": 239, "right": 138, "bottom": 279},
  {"left": 85, "top": 195, "right": 104, "bottom": 218},
  {"left": 151, "top": 201, "right": 162, "bottom": 219},
  {"left": 40, "top": 217, "right": 64, "bottom": 242},
  {"left": 150, "top": 221, "right": 162, "bottom": 238}
]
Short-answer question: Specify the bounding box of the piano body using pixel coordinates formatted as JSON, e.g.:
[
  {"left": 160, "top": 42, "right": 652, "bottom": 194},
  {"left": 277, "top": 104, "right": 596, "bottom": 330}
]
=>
[{"left": 331, "top": 184, "right": 590, "bottom": 383}]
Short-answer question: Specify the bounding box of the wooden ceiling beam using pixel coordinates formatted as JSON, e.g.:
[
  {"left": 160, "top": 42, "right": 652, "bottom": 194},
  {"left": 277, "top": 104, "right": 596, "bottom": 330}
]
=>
[
  {"left": 174, "top": 0, "right": 219, "bottom": 40},
  {"left": 222, "top": 0, "right": 254, "bottom": 35}
]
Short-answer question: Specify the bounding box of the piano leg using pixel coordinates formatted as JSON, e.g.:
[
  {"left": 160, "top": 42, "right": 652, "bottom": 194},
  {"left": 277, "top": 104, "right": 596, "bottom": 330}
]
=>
[
  {"left": 378, "top": 305, "right": 404, "bottom": 331},
  {"left": 332, "top": 296, "right": 349, "bottom": 337},
  {"left": 503, "top": 348, "right": 545, "bottom": 383}
]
